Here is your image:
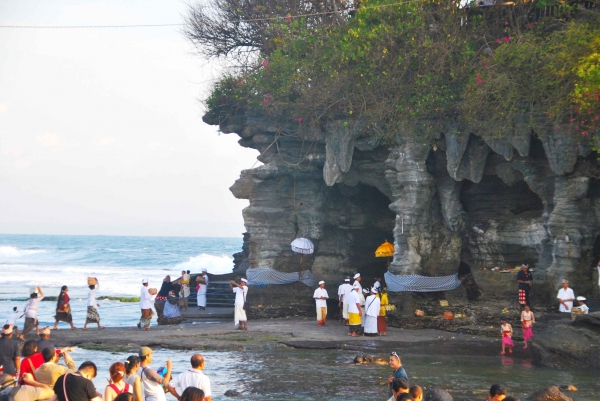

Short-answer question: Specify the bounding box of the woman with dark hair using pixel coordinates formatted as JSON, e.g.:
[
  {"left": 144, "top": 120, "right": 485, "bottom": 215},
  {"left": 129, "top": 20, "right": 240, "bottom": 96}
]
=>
[
  {"left": 180, "top": 387, "right": 205, "bottom": 401},
  {"left": 155, "top": 276, "right": 172, "bottom": 319},
  {"left": 114, "top": 394, "right": 134, "bottom": 401},
  {"left": 164, "top": 284, "right": 182, "bottom": 319},
  {"left": 53, "top": 285, "right": 76, "bottom": 330},
  {"left": 18, "top": 340, "right": 44, "bottom": 383},
  {"left": 124, "top": 355, "right": 143, "bottom": 401},
  {"left": 105, "top": 362, "right": 132, "bottom": 401}
]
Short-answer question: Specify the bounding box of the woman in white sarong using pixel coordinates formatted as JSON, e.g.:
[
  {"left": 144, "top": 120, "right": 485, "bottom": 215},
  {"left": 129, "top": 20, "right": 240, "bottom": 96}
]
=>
[
  {"left": 196, "top": 269, "right": 209, "bottom": 310},
  {"left": 364, "top": 287, "right": 380, "bottom": 337}
]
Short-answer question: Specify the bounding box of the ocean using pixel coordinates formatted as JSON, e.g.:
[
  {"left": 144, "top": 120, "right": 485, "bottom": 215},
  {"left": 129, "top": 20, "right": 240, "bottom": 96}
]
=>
[{"left": 0, "top": 234, "right": 240, "bottom": 327}]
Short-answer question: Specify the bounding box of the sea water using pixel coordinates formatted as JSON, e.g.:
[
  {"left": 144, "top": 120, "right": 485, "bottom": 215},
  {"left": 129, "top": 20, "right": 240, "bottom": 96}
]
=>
[
  {"left": 72, "top": 346, "right": 600, "bottom": 401},
  {"left": 0, "top": 234, "right": 240, "bottom": 327}
]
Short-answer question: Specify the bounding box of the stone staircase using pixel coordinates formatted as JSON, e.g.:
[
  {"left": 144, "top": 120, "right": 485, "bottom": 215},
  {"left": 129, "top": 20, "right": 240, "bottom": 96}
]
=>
[{"left": 189, "top": 281, "right": 235, "bottom": 308}]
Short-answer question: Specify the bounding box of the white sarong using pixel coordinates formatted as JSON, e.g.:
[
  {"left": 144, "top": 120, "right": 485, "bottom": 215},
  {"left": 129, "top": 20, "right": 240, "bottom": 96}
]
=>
[
  {"left": 360, "top": 307, "right": 365, "bottom": 327},
  {"left": 234, "top": 305, "right": 247, "bottom": 327},
  {"left": 364, "top": 315, "right": 378, "bottom": 334},
  {"left": 197, "top": 292, "right": 207, "bottom": 308},
  {"left": 342, "top": 303, "right": 349, "bottom": 319}
]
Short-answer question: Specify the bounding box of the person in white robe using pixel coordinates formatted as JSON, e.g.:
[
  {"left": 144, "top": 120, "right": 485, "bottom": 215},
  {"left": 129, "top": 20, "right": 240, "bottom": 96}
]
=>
[
  {"left": 338, "top": 278, "right": 352, "bottom": 325},
  {"left": 231, "top": 278, "right": 248, "bottom": 330},
  {"left": 196, "top": 269, "right": 209, "bottom": 310},
  {"left": 360, "top": 288, "right": 367, "bottom": 332},
  {"left": 364, "top": 287, "right": 381, "bottom": 336},
  {"left": 313, "top": 281, "right": 329, "bottom": 326},
  {"left": 557, "top": 279, "right": 575, "bottom": 313}
]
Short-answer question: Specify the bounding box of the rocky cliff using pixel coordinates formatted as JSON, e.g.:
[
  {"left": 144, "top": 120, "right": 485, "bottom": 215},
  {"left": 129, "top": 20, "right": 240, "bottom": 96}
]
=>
[{"left": 208, "top": 112, "right": 600, "bottom": 315}]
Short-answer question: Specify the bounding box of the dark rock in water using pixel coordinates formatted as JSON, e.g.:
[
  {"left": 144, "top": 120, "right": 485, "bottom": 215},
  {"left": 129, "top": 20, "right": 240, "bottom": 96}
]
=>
[
  {"left": 530, "top": 320, "right": 600, "bottom": 369},
  {"left": 353, "top": 355, "right": 365, "bottom": 364},
  {"left": 527, "top": 386, "right": 572, "bottom": 401},
  {"left": 424, "top": 388, "right": 453, "bottom": 401},
  {"left": 224, "top": 389, "right": 243, "bottom": 397},
  {"left": 558, "top": 385, "right": 577, "bottom": 392}
]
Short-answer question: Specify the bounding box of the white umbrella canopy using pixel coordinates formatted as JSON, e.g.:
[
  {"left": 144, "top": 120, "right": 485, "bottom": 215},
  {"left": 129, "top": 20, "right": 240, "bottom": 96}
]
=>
[{"left": 291, "top": 238, "right": 314, "bottom": 254}]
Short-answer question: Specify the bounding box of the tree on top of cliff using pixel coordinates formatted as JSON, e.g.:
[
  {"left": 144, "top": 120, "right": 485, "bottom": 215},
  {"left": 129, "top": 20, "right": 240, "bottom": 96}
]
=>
[
  {"left": 186, "top": 0, "right": 600, "bottom": 146},
  {"left": 184, "top": 0, "right": 353, "bottom": 71}
]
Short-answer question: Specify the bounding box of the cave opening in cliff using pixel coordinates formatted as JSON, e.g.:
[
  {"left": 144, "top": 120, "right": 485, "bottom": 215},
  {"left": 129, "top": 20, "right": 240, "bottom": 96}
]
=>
[
  {"left": 336, "top": 183, "right": 395, "bottom": 279},
  {"left": 459, "top": 175, "right": 544, "bottom": 217}
]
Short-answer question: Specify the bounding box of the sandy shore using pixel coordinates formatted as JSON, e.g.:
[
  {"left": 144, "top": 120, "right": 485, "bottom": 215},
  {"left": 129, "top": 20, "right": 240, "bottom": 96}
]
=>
[{"left": 42, "top": 316, "right": 504, "bottom": 357}]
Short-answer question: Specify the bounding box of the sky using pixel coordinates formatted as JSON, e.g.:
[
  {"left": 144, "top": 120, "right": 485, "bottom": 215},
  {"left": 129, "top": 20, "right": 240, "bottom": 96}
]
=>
[{"left": 0, "top": 0, "right": 258, "bottom": 237}]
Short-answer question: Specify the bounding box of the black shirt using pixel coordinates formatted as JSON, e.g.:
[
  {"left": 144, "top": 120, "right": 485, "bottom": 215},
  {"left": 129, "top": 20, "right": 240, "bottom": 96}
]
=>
[
  {"left": 516, "top": 270, "right": 533, "bottom": 290},
  {"left": 54, "top": 373, "right": 97, "bottom": 401},
  {"left": 37, "top": 339, "right": 55, "bottom": 352},
  {"left": 157, "top": 281, "right": 173, "bottom": 297},
  {"left": 0, "top": 337, "right": 19, "bottom": 375}
]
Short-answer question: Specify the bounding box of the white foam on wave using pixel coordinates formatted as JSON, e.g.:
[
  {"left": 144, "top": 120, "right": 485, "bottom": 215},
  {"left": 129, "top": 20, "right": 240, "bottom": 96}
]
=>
[
  {"left": 0, "top": 246, "right": 46, "bottom": 257},
  {"left": 175, "top": 253, "right": 234, "bottom": 275}
]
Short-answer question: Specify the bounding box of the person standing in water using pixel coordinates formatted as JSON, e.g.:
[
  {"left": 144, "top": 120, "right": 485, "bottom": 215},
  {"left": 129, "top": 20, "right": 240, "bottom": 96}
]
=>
[
  {"left": 500, "top": 319, "right": 514, "bottom": 355},
  {"left": 53, "top": 286, "right": 76, "bottom": 331},
  {"left": 520, "top": 305, "right": 535, "bottom": 349},
  {"left": 20, "top": 286, "right": 44, "bottom": 340},
  {"left": 83, "top": 281, "right": 104, "bottom": 330},
  {"left": 196, "top": 269, "right": 209, "bottom": 310}
]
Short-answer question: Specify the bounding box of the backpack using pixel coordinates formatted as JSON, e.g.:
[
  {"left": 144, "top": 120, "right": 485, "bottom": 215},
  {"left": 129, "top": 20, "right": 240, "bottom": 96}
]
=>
[{"left": 0, "top": 387, "right": 19, "bottom": 401}]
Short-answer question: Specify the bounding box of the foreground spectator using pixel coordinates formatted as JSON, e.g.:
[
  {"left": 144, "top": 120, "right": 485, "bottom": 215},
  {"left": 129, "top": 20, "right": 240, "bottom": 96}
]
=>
[
  {"left": 167, "top": 354, "right": 211, "bottom": 401},
  {"left": 0, "top": 373, "right": 56, "bottom": 401},
  {"left": 388, "top": 378, "right": 409, "bottom": 401},
  {"left": 37, "top": 326, "right": 55, "bottom": 351},
  {"left": 388, "top": 352, "right": 409, "bottom": 398},
  {"left": 488, "top": 384, "right": 507, "bottom": 401},
  {"left": 410, "top": 385, "right": 423, "bottom": 401},
  {"left": 0, "top": 324, "right": 19, "bottom": 376},
  {"left": 180, "top": 387, "right": 205, "bottom": 401},
  {"left": 53, "top": 361, "right": 101, "bottom": 401},
  {"left": 35, "top": 347, "right": 77, "bottom": 387},
  {"left": 137, "top": 347, "right": 172, "bottom": 401},
  {"left": 18, "top": 340, "right": 43, "bottom": 382},
  {"left": 105, "top": 362, "right": 132, "bottom": 401}
]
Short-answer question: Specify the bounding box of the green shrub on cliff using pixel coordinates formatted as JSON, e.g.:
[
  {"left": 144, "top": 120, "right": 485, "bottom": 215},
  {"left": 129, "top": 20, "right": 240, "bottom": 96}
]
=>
[{"left": 189, "top": 0, "right": 600, "bottom": 144}]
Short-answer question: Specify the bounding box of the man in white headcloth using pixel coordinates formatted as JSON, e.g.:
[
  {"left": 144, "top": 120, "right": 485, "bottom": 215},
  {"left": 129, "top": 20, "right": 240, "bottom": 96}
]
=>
[
  {"left": 230, "top": 278, "right": 248, "bottom": 330},
  {"left": 347, "top": 283, "right": 362, "bottom": 336},
  {"left": 313, "top": 281, "right": 329, "bottom": 326},
  {"left": 364, "top": 287, "right": 381, "bottom": 336},
  {"left": 353, "top": 273, "right": 362, "bottom": 293},
  {"left": 196, "top": 269, "right": 209, "bottom": 310},
  {"left": 338, "top": 278, "right": 353, "bottom": 325},
  {"left": 557, "top": 279, "right": 575, "bottom": 313},
  {"left": 576, "top": 296, "right": 589, "bottom": 314},
  {"left": 138, "top": 279, "right": 155, "bottom": 331}
]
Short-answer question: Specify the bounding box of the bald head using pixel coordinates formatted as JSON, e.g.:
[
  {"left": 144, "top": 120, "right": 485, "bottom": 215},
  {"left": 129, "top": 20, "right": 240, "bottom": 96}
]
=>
[{"left": 190, "top": 354, "right": 205, "bottom": 369}]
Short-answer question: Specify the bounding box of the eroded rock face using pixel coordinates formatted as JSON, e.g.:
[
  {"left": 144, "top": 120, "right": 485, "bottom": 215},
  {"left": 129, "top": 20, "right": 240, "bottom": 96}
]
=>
[{"left": 206, "top": 111, "right": 600, "bottom": 322}]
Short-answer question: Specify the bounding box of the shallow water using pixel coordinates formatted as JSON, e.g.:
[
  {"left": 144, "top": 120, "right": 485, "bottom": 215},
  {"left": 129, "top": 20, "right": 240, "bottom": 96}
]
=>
[{"left": 71, "top": 345, "right": 599, "bottom": 401}]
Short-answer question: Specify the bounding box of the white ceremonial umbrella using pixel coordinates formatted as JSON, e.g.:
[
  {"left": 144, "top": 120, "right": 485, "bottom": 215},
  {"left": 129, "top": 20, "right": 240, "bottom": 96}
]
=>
[{"left": 291, "top": 238, "right": 314, "bottom": 254}]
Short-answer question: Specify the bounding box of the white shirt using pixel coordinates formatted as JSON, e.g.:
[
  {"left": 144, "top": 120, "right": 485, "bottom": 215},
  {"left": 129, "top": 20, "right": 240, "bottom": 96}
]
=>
[
  {"left": 140, "top": 286, "right": 154, "bottom": 309},
  {"left": 138, "top": 367, "right": 166, "bottom": 401},
  {"left": 24, "top": 297, "right": 43, "bottom": 319},
  {"left": 233, "top": 285, "right": 248, "bottom": 307},
  {"left": 557, "top": 287, "right": 575, "bottom": 312},
  {"left": 579, "top": 304, "right": 589, "bottom": 314},
  {"left": 198, "top": 274, "right": 209, "bottom": 294},
  {"left": 5, "top": 311, "right": 20, "bottom": 326},
  {"left": 374, "top": 281, "right": 382, "bottom": 290},
  {"left": 347, "top": 291, "right": 361, "bottom": 313},
  {"left": 360, "top": 293, "right": 366, "bottom": 307},
  {"left": 353, "top": 280, "right": 362, "bottom": 294},
  {"left": 88, "top": 284, "right": 99, "bottom": 307},
  {"left": 338, "top": 283, "right": 352, "bottom": 304},
  {"left": 169, "top": 369, "right": 211, "bottom": 397},
  {"left": 313, "top": 288, "right": 329, "bottom": 308},
  {"left": 365, "top": 294, "right": 380, "bottom": 317}
]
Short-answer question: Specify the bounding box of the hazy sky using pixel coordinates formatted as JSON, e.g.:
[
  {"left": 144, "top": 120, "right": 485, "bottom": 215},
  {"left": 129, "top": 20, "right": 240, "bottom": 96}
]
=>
[{"left": 0, "top": 0, "right": 258, "bottom": 237}]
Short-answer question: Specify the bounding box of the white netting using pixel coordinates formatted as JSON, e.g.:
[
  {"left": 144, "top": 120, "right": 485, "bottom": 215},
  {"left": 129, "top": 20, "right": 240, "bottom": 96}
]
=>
[
  {"left": 384, "top": 271, "right": 462, "bottom": 292},
  {"left": 247, "top": 268, "right": 316, "bottom": 286}
]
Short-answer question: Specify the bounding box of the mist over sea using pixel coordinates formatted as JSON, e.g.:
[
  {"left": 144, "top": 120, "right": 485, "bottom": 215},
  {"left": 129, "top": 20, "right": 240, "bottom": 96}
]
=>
[{"left": 0, "top": 234, "right": 240, "bottom": 327}]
